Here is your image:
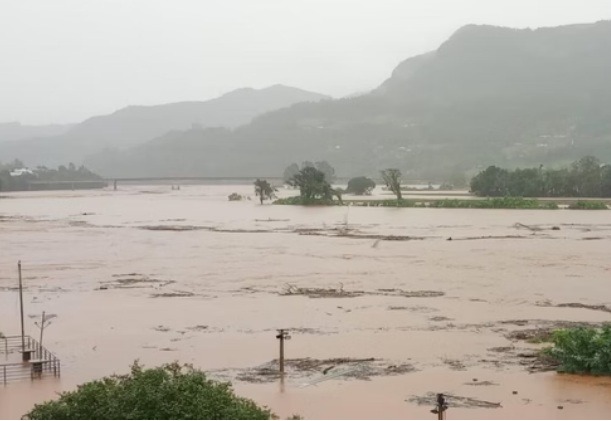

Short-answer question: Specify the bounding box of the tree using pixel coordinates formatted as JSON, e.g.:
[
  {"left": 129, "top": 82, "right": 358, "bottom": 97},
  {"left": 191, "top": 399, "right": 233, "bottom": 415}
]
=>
[
  {"left": 314, "top": 161, "right": 336, "bottom": 183},
  {"left": 345, "top": 176, "right": 376, "bottom": 195},
  {"left": 282, "top": 163, "right": 300, "bottom": 184},
  {"left": 469, "top": 166, "right": 509, "bottom": 196},
  {"left": 253, "top": 179, "right": 277, "bottom": 204},
  {"left": 570, "top": 156, "right": 602, "bottom": 197},
  {"left": 289, "top": 166, "right": 333, "bottom": 202},
  {"left": 381, "top": 169, "right": 402, "bottom": 200},
  {"left": 26, "top": 362, "right": 274, "bottom": 420}
]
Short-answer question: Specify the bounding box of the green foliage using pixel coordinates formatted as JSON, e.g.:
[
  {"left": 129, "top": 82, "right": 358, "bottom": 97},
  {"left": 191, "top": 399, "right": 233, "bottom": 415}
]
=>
[
  {"left": 568, "top": 200, "right": 608, "bottom": 210},
  {"left": 253, "top": 179, "right": 277, "bottom": 204},
  {"left": 471, "top": 157, "right": 611, "bottom": 198},
  {"left": 426, "top": 197, "right": 558, "bottom": 209},
  {"left": 276, "top": 196, "right": 562, "bottom": 209},
  {"left": 545, "top": 325, "right": 611, "bottom": 375},
  {"left": 283, "top": 161, "right": 336, "bottom": 184},
  {"left": 345, "top": 176, "right": 376, "bottom": 195},
  {"left": 381, "top": 169, "right": 402, "bottom": 200},
  {"left": 26, "top": 362, "right": 274, "bottom": 420},
  {"left": 273, "top": 196, "right": 337, "bottom": 206},
  {"left": 288, "top": 166, "right": 334, "bottom": 201}
]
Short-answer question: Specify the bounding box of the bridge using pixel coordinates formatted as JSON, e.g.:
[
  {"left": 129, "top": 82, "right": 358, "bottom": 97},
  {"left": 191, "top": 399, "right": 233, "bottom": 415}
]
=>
[{"left": 105, "top": 176, "right": 285, "bottom": 189}]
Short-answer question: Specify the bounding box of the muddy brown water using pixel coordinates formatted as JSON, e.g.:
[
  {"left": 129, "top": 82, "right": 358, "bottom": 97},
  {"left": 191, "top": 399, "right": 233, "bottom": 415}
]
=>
[{"left": 1, "top": 185, "right": 611, "bottom": 419}]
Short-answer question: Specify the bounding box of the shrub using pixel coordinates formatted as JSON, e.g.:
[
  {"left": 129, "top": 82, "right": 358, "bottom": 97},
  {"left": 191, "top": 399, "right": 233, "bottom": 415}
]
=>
[
  {"left": 345, "top": 177, "right": 376, "bottom": 195},
  {"left": 545, "top": 325, "right": 611, "bottom": 375},
  {"left": 26, "top": 362, "right": 274, "bottom": 419},
  {"left": 228, "top": 193, "right": 243, "bottom": 201}
]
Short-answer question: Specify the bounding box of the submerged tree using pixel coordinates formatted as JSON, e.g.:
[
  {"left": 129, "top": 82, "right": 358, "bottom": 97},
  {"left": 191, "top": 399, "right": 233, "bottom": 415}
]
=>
[
  {"left": 26, "top": 362, "right": 274, "bottom": 420},
  {"left": 253, "top": 179, "right": 277, "bottom": 204},
  {"left": 345, "top": 176, "right": 376, "bottom": 195},
  {"left": 282, "top": 163, "right": 300, "bottom": 184},
  {"left": 381, "top": 169, "right": 402, "bottom": 200},
  {"left": 289, "top": 166, "right": 333, "bottom": 202}
]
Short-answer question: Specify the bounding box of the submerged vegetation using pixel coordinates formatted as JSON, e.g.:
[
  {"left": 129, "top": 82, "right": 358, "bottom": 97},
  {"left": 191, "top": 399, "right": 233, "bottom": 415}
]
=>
[
  {"left": 253, "top": 179, "right": 277, "bottom": 204},
  {"left": 471, "top": 156, "right": 611, "bottom": 198},
  {"left": 544, "top": 325, "right": 611, "bottom": 375},
  {"left": 275, "top": 196, "right": 608, "bottom": 210}
]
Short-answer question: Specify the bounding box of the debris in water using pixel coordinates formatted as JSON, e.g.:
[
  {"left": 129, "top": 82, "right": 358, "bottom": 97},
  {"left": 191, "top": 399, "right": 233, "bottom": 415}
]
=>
[{"left": 407, "top": 392, "right": 501, "bottom": 409}]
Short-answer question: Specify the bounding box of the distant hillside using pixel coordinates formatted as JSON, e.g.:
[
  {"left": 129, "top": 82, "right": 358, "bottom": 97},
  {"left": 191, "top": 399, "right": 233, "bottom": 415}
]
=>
[
  {"left": 86, "top": 20, "right": 611, "bottom": 180},
  {"left": 0, "top": 122, "right": 72, "bottom": 143},
  {"left": 0, "top": 85, "right": 329, "bottom": 167}
]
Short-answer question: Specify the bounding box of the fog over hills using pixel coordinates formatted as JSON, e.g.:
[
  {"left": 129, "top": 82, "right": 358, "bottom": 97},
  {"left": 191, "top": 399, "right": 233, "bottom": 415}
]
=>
[
  {"left": 83, "top": 20, "right": 611, "bottom": 180},
  {"left": 0, "top": 85, "right": 328, "bottom": 168},
  {"left": 0, "top": 122, "right": 73, "bottom": 143}
]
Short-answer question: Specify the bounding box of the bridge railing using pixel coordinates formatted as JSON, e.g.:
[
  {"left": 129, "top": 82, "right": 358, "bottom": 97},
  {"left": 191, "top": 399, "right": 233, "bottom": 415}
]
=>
[{"left": 0, "top": 335, "right": 61, "bottom": 385}]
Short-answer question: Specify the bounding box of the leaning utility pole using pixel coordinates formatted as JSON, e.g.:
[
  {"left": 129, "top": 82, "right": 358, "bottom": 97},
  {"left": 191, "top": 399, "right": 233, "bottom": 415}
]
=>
[{"left": 35, "top": 311, "right": 53, "bottom": 357}]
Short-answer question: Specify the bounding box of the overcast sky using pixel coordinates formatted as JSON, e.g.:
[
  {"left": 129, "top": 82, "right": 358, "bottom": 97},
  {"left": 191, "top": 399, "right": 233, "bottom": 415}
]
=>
[{"left": 1, "top": 0, "right": 610, "bottom": 125}]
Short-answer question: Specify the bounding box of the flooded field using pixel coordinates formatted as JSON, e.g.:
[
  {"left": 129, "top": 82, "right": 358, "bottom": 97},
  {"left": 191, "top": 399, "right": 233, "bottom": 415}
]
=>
[{"left": 1, "top": 185, "right": 611, "bottom": 419}]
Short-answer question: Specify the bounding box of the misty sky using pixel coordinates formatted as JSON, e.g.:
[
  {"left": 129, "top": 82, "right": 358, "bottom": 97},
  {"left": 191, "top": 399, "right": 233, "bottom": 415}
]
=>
[{"left": 1, "top": 0, "right": 610, "bottom": 125}]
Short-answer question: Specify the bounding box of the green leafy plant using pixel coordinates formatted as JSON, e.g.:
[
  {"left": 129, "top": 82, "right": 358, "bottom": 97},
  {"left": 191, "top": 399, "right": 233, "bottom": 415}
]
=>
[
  {"left": 26, "top": 362, "right": 274, "bottom": 420},
  {"left": 544, "top": 325, "right": 611, "bottom": 375}
]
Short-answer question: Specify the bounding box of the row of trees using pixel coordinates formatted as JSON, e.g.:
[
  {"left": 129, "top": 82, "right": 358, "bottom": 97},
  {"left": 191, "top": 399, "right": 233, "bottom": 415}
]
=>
[
  {"left": 470, "top": 156, "right": 611, "bottom": 197},
  {"left": 0, "top": 159, "right": 103, "bottom": 191},
  {"left": 278, "top": 162, "right": 403, "bottom": 203}
]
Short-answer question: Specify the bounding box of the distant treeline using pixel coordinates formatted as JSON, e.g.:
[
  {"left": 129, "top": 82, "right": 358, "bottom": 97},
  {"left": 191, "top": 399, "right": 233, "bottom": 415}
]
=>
[
  {"left": 0, "top": 160, "right": 104, "bottom": 192},
  {"left": 470, "top": 156, "right": 611, "bottom": 197}
]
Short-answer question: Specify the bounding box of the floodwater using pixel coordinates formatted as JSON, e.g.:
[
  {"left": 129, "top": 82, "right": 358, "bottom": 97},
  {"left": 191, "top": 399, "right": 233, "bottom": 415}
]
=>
[{"left": 1, "top": 185, "right": 611, "bottom": 419}]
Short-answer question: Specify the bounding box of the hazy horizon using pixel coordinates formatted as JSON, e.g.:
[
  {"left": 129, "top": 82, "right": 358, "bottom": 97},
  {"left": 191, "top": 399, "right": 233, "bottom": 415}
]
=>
[{"left": 2, "top": 0, "right": 610, "bottom": 125}]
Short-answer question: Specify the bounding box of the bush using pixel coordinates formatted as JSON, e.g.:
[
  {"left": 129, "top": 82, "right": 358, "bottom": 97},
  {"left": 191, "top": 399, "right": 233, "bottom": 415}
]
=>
[
  {"left": 345, "top": 176, "right": 376, "bottom": 195},
  {"left": 545, "top": 325, "right": 611, "bottom": 375},
  {"left": 26, "top": 362, "right": 274, "bottom": 419},
  {"left": 228, "top": 193, "right": 243, "bottom": 201},
  {"left": 568, "top": 201, "right": 608, "bottom": 210}
]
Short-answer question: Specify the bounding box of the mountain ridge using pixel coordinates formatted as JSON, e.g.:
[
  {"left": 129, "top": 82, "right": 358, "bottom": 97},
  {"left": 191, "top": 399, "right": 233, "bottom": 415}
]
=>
[
  {"left": 0, "top": 85, "right": 329, "bottom": 167},
  {"left": 84, "top": 20, "right": 611, "bottom": 180}
]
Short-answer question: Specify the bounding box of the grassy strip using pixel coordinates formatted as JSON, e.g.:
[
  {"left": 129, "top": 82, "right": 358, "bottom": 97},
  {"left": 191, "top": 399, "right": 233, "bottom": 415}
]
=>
[
  {"left": 273, "top": 196, "right": 338, "bottom": 206},
  {"left": 274, "top": 196, "right": 610, "bottom": 210},
  {"left": 567, "top": 200, "right": 609, "bottom": 210}
]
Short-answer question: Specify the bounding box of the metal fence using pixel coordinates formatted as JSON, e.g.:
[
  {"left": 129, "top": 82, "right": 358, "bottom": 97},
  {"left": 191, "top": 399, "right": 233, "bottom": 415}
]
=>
[{"left": 0, "top": 335, "right": 61, "bottom": 385}]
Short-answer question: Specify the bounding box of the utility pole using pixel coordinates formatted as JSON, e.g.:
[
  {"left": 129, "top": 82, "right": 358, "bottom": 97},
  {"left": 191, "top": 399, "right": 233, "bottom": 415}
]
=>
[
  {"left": 275, "top": 329, "right": 291, "bottom": 374},
  {"left": 34, "top": 311, "right": 53, "bottom": 358},
  {"left": 431, "top": 393, "right": 448, "bottom": 420},
  {"left": 18, "top": 261, "right": 25, "bottom": 354}
]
